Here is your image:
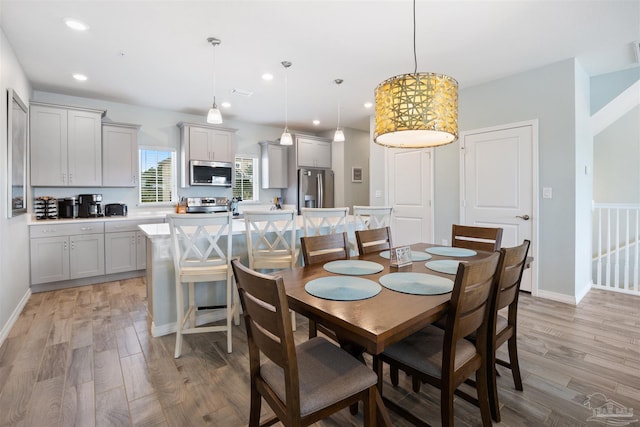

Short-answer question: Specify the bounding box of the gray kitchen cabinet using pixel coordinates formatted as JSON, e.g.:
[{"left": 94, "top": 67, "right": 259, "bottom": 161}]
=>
[
  {"left": 296, "top": 136, "right": 331, "bottom": 168},
  {"left": 102, "top": 122, "right": 140, "bottom": 187},
  {"left": 105, "top": 231, "right": 137, "bottom": 273},
  {"left": 177, "top": 121, "right": 237, "bottom": 187},
  {"left": 104, "top": 219, "right": 162, "bottom": 273},
  {"left": 30, "top": 222, "right": 105, "bottom": 285},
  {"left": 260, "top": 141, "right": 289, "bottom": 188},
  {"left": 30, "top": 102, "right": 104, "bottom": 187}
]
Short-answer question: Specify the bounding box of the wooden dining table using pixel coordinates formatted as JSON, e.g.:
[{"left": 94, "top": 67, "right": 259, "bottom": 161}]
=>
[{"left": 275, "top": 243, "right": 493, "bottom": 426}]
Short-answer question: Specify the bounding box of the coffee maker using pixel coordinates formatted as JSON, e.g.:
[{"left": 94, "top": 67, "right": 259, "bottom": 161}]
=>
[{"left": 78, "top": 194, "right": 103, "bottom": 218}]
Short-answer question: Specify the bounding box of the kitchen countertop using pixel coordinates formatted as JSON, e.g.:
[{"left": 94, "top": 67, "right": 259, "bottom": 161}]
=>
[{"left": 28, "top": 209, "right": 173, "bottom": 225}]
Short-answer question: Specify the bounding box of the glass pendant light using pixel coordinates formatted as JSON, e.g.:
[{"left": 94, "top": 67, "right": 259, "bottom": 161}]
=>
[
  {"left": 206, "top": 37, "right": 223, "bottom": 124},
  {"left": 333, "top": 79, "right": 345, "bottom": 142},
  {"left": 280, "top": 61, "right": 293, "bottom": 145},
  {"left": 374, "top": 0, "right": 458, "bottom": 148}
]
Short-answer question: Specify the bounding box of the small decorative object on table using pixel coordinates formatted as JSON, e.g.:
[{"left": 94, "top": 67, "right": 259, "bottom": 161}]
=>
[{"left": 390, "top": 245, "right": 412, "bottom": 267}]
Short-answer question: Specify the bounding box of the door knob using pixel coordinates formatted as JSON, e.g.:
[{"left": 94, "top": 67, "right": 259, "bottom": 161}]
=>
[{"left": 516, "top": 214, "right": 530, "bottom": 220}]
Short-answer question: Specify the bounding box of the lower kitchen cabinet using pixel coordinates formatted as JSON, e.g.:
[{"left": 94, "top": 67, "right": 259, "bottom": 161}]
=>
[
  {"left": 104, "top": 219, "right": 163, "bottom": 273},
  {"left": 30, "top": 222, "right": 105, "bottom": 285}
]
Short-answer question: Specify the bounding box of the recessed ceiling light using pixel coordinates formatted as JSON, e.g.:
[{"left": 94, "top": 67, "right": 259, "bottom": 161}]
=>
[
  {"left": 221, "top": 102, "right": 231, "bottom": 108},
  {"left": 312, "top": 120, "right": 320, "bottom": 126},
  {"left": 65, "top": 18, "right": 89, "bottom": 31},
  {"left": 262, "top": 73, "right": 273, "bottom": 81},
  {"left": 73, "top": 73, "right": 88, "bottom": 81},
  {"left": 364, "top": 102, "right": 373, "bottom": 109}
]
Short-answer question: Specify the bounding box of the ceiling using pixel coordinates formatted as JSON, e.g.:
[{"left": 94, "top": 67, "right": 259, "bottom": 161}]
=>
[{"left": 1, "top": 1, "right": 639, "bottom": 133}]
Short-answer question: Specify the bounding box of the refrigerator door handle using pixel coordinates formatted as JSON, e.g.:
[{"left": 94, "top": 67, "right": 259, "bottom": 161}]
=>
[{"left": 317, "top": 173, "right": 323, "bottom": 208}]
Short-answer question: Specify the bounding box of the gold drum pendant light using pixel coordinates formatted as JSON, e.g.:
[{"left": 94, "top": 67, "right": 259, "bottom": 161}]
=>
[{"left": 374, "top": 1, "right": 458, "bottom": 148}]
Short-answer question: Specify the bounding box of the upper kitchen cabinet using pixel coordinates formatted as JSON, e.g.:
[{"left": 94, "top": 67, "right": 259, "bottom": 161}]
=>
[
  {"left": 260, "top": 141, "right": 289, "bottom": 189},
  {"left": 102, "top": 122, "right": 140, "bottom": 187},
  {"left": 177, "top": 122, "right": 237, "bottom": 187},
  {"left": 30, "top": 102, "right": 104, "bottom": 187},
  {"left": 296, "top": 135, "right": 331, "bottom": 168}
]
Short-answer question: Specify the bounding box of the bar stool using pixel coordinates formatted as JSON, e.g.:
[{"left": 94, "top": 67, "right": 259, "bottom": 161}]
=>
[
  {"left": 168, "top": 212, "right": 237, "bottom": 357},
  {"left": 244, "top": 209, "right": 299, "bottom": 329},
  {"left": 301, "top": 207, "right": 349, "bottom": 237}
]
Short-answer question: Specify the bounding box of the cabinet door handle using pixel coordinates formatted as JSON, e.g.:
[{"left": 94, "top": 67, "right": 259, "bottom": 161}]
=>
[
  {"left": 69, "top": 173, "right": 73, "bottom": 184},
  {"left": 62, "top": 172, "right": 66, "bottom": 184},
  {"left": 64, "top": 241, "right": 68, "bottom": 251},
  {"left": 80, "top": 227, "right": 93, "bottom": 231}
]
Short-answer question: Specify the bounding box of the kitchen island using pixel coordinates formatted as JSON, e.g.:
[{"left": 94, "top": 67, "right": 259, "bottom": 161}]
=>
[{"left": 139, "top": 215, "right": 356, "bottom": 337}]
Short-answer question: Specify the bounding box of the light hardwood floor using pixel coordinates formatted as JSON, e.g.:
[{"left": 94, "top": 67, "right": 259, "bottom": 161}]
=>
[{"left": 0, "top": 278, "right": 639, "bottom": 426}]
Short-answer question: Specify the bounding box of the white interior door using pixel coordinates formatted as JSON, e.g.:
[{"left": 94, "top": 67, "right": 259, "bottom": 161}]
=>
[
  {"left": 461, "top": 121, "right": 537, "bottom": 293},
  {"left": 388, "top": 149, "right": 433, "bottom": 246}
]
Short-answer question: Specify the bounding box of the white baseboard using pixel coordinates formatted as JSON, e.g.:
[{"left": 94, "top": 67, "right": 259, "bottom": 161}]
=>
[
  {"left": 575, "top": 282, "right": 592, "bottom": 304},
  {"left": 0, "top": 288, "right": 32, "bottom": 347},
  {"left": 536, "top": 285, "right": 592, "bottom": 306},
  {"left": 151, "top": 311, "right": 227, "bottom": 337}
]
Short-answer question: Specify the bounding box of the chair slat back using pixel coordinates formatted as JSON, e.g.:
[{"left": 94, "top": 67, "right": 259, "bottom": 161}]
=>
[
  {"left": 244, "top": 210, "right": 297, "bottom": 264},
  {"left": 300, "top": 232, "right": 350, "bottom": 266},
  {"left": 301, "top": 207, "right": 349, "bottom": 236},
  {"left": 231, "top": 259, "right": 296, "bottom": 371},
  {"left": 355, "top": 227, "right": 393, "bottom": 255},
  {"left": 168, "top": 213, "right": 232, "bottom": 270},
  {"left": 452, "top": 224, "right": 503, "bottom": 252},
  {"left": 496, "top": 240, "right": 530, "bottom": 311},
  {"left": 353, "top": 206, "right": 393, "bottom": 231},
  {"left": 447, "top": 252, "right": 501, "bottom": 345}
]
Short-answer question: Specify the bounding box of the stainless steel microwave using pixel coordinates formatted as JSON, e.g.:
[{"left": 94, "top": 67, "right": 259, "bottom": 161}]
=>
[{"left": 190, "top": 160, "right": 233, "bottom": 186}]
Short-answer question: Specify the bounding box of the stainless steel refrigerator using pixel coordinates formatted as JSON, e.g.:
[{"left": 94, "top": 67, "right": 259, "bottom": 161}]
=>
[{"left": 297, "top": 168, "right": 334, "bottom": 213}]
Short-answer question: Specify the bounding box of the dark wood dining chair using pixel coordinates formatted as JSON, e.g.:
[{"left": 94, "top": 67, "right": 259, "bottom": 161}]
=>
[
  {"left": 355, "top": 226, "right": 393, "bottom": 255},
  {"left": 300, "top": 232, "right": 350, "bottom": 340},
  {"left": 300, "top": 231, "right": 350, "bottom": 266},
  {"left": 452, "top": 224, "right": 503, "bottom": 252},
  {"left": 485, "top": 239, "right": 530, "bottom": 422},
  {"left": 230, "top": 259, "right": 377, "bottom": 427},
  {"left": 374, "top": 252, "right": 502, "bottom": 427}
]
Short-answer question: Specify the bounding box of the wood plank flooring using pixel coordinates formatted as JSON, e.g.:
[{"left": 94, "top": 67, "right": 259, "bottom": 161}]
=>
[{"left": 0, "top": 278, "right": 638, "bottom": 426}]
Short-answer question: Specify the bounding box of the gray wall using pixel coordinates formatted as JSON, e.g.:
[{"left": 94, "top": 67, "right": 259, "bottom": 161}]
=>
[
  {"left": 369, "top": 58, "right": 589, "bottom": 298},
  {"left": 591, "top": 67, "right": 640, "bottom": 113},
  {"left": 592, "top": 65, "right": 640, "bottom": 204},
  {"left": 0, "top": 28, "right": 32, "bottom": 342},
  {"left": 456, "top": 59, "right": 581, "bottom": 297},
  {"left": 593, "top": 106, "right": 640, "bottom": 203}
]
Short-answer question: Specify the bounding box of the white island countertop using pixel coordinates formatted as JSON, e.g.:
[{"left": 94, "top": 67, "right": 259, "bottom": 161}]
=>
[{"left": 138, "top": 216, "right": 268, "bottom": 238}]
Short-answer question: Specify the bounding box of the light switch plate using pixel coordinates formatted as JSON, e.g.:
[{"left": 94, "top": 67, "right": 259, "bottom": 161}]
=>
[{"left": 543, "top": 187, "right": 552, "bottom": 199}]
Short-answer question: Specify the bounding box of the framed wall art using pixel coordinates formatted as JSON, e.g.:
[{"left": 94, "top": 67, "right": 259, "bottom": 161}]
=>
[
  {"left": 7, "top": 88, "right": 28, "bottom": 218},
  {"left": 352, "top": 166, "right": 363, "bottom": 183}
]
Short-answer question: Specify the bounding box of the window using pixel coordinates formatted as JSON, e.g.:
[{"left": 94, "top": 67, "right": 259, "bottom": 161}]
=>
[
  {"left": 233, "top": 156, "right": 258, "bottom": 201},
  {"left": 139, "top": 148, "right": 177, "bottom": 204}
]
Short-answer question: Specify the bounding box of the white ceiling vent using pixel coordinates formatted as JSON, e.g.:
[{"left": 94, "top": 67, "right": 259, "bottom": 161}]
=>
[
  {"left": 634, "top": 40, "right": 640, "bottom": 64},
  {"left": 232, "top": 88, "right": 253, "bottom": 97}
]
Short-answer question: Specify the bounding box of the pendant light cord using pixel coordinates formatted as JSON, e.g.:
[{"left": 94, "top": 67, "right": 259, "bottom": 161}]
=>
[
  {"left": 413, "top": 0, "right": 417, "bottom": 75},
  {"left": 284, "top": 66, "right": 288, "bottom": 128},
  {"left": 212, "top": 43, "right": 217, "bottom": 105}
]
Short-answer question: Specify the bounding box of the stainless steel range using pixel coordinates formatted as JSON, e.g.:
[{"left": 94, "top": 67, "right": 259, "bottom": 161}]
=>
[{"left": 185, "top": 197, "right": 229, "bottom": 214}]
